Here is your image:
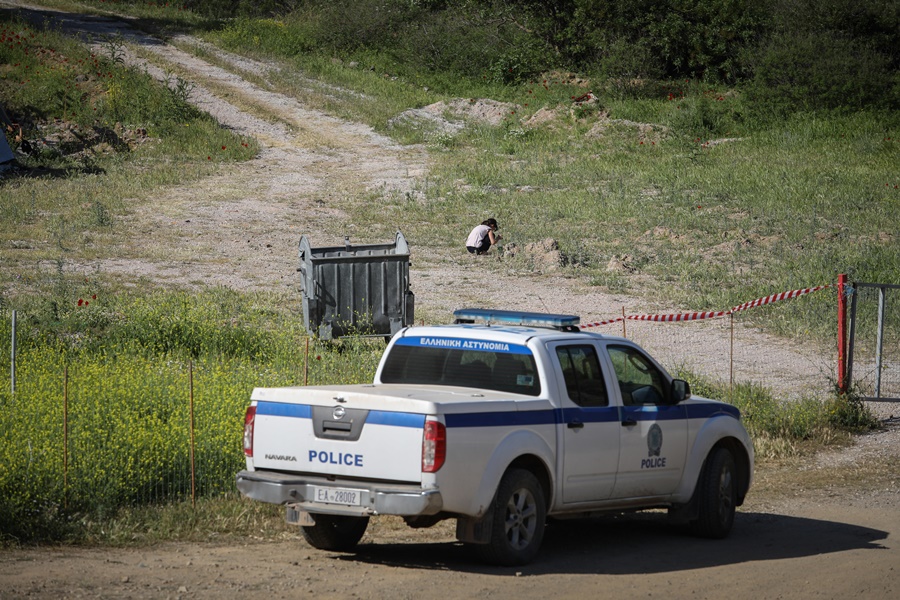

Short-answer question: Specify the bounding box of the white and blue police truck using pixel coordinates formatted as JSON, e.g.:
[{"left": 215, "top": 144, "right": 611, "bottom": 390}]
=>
[{"left": 236, "top": 309, "right": 754, "bottom": 566}]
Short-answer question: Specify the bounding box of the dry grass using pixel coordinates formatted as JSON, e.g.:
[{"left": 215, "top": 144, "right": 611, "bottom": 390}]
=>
[{"left": 752, "top": 428, "right": 900, "bottom": 503}]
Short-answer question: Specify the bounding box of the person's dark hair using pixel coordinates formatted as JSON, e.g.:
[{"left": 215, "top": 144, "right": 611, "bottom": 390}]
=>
[{"left": 483, "top": 218, "right": 499, "bottom": 229}]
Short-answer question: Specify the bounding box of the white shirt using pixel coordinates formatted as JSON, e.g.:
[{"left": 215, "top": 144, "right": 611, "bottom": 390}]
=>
[{"left": 466, "top": 224, "right": 491, "bottom": 247}]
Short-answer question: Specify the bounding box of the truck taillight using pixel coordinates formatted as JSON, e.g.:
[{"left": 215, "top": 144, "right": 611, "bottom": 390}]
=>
[
  {"left": 422, "top": 420, "right": 446, "bottom": 473},
  {"left": 243, "top": 405, "right": 256, "bottom": 458}
]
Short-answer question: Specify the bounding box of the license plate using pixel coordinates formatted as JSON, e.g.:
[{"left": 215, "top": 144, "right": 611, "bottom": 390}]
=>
[{"left": 311, "top": 486, "right": 363, "bottom": 506}]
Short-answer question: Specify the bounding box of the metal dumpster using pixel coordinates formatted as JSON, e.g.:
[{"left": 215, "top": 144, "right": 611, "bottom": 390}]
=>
[{"left": 298, "top": 231, "right": 415, "bottom": 339}]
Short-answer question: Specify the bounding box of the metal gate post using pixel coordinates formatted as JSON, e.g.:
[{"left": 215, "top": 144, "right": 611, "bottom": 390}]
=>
[
  {"left": 837, "top": 274, "right": 848, "bottom": 393},
  {"left": 874, "top": 286, "right": 886, "bottom": 399},
  {"left": 846, "top": 281, "right": 900, "bottom": 402},
  {"left": 846, "top": 282, "right": 858, "bottom": 392}
]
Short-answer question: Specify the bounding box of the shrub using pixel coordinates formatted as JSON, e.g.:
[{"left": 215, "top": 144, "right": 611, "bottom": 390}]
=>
[
  {"left": 745, "top": 30, "right": 899, "bottom": 117},
  {"left": 667, "top": 86, "right": 746, "bottom": 138},
  {"left": 216, "top": 16, "right": 317, "bottom": 56},
  {"left": 309, "top": 0, "right": 415, "bottom": 54},
  {"left": 742, "top": 0, "right": 900, "bottom": 116},
  {"left": 678, "top": 372, "right": 877, "bottom": 448},
  {"left": 597, "top": 37, "right": 664, "bottom": 100},
  {"left": 824, "top": 391, "right": 879, "bottom": 431}
]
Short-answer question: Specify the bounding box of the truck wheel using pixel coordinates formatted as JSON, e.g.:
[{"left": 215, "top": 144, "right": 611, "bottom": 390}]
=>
[
  {"left": 478, "top": 469, "right": 546, "bottom": 566},
  {"left": 689, "top": 447, "right": 736, "bottom": 539},
  {"left": 301, "top": 515, "right": 369, "bottom": 552}
]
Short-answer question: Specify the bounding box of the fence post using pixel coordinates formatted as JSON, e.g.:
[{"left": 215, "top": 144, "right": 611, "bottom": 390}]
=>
[
  {"left": 64, "top": 365, "right": 69, "bottom": 510},
  {"left": 10, "top": 309, "right": 16, "bottom": 396},
  {"left": 189, "top": 360, "right": 196, "bottom": 507},
  {"left": 305, "top": 337, "right": 310, "bottom": 386},
  {"left": 729, "top": 313, "right": 734, "bottom": 400},
  {"left": 837, "top": 273, "right": 848, "bottom": 393},
  {"left": 874, "top": 286, "right": 886, "bottom": 399}
]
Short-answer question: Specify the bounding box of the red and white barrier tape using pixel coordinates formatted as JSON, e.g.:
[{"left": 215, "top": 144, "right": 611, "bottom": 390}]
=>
[
  {"left": 627, "top": 310, "right": 728, "bottom": 323},
  {"left": 580, "top": 317, "right": 625, "bottom": 328},
  {"left": 728, "top": 284, "right": 831, "bottom": 314},
  {"left": 579, "top": 284, "right": 832, "bottom": 329}
]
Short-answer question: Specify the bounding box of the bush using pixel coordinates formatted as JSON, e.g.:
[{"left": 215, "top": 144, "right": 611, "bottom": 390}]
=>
[
  {"left": 745, "top": 30, "right": 899, "bottom": 117},
  {"left": 216, "top": 16, "right": 316, "bottom": 56},
  {"left": 679, "top": 372, "right": 878, "bottom": 447},
  {"left": 667, "top": 86, "right": 746, "bottom": 138},
  {"left": 306, "top": 0, "right": 416, "bottom": 54},
  {"left": 215, "top": 1, "right": 554, "bottom": 83},
  {"left": 824, "top": 391, "right": 879, "bottom": 431},
  {"left": 597, "top": 37, "right": 664, "bottom": 100},
  {"left": 742, "top": 0, "right": 900, "bottom": 116}
]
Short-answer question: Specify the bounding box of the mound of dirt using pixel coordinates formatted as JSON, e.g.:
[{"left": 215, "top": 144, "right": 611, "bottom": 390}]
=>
[
  {"left": 437, "top": 98, "right": 517, "bottom": 126},
  {"left": 587, "top": 118, "right": 670, "bottom": 144},
  {"left": 6, "top": 116, "right": 151, "bottom": 164},
  {"left": 390, "top": 98, "right": 518, "bottom": 135}
]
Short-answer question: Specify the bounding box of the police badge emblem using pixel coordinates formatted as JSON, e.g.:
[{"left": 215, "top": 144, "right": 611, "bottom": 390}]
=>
[{"left": 647, "top": 423, "right": 663, "bottom": 457}]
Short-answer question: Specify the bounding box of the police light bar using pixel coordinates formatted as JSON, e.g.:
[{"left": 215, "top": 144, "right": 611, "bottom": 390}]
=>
[{"left": 453, "top": 308, "right": 580, "bottom": 329}]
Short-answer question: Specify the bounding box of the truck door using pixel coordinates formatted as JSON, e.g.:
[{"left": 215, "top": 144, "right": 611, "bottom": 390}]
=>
[
  {"left": 552, "top": 343, "right": 620, "bottom": 504},
  {"left": 605, "top": 344, "right": 688, "bottom": 499}
]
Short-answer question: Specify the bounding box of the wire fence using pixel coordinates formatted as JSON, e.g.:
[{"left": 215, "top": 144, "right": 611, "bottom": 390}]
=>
[
  {"left": 4, "top": 357, "right": 262, "bottom": 515},
  {"left": 0, "top": 323, "right": 385, "bottom": 535},
  {"left": 579, "top": 286, "right": 839, "bottom": 403},
  {"left": 848, "top": 283, "right": 900, "bottom": 401},
  {"left": 4, "top": 282, "right": 895, "bottom": 522}
]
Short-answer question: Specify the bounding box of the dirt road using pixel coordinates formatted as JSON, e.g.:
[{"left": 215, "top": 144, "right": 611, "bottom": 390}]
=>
[
  {"left": 4, "top": 424, "right": 900, "bottom": 598},
  {"left": 0, "top": 3, "right": 897, "bottom": 598},
  {"left": 1, "top": 482, "right": 897, "bottom": 599}
]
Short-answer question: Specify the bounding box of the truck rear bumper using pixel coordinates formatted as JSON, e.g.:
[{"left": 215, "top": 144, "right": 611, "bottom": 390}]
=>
[{"left": 236, "top": 470, "right": 443, "bottom": 517}]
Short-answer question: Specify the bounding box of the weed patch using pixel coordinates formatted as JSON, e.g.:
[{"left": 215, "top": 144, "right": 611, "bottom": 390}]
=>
[
  {"left": 680, "top": 370, "right": 878, "bottom": 461},
  {"left": 0, "top": 292, "right": 384, "bottom": 544}
]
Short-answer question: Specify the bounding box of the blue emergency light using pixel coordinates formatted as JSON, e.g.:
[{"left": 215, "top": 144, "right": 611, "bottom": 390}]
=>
[{"left": 453, "top": 308, "right": 581, "bottom": 329}]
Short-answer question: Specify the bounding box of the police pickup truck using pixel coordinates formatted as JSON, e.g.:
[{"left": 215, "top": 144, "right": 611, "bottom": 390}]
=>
[{"left": 236, "top": 309, "right": 754, "bottom": 566}]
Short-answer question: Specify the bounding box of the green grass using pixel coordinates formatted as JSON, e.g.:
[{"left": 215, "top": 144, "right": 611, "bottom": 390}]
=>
[
  {"left": 421, "top": 109, "right": 895, "bottom": 341},
  {"left": 680, "top": 369, "right": 878, "bottom": 460},
  {"left": 207, "top": 24, "right": 898, "bottom": 336},
  {"left": 0, "top": 292, "right": 385, "bottom": 544},
  {"left": 198, "top": 21, "right": 899, "bottom": 337}
]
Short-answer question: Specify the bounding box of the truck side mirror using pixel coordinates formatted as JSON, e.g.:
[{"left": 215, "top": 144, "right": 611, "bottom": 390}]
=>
[{"left": 671, "top": 379, "right": 691, "bottom": 404}]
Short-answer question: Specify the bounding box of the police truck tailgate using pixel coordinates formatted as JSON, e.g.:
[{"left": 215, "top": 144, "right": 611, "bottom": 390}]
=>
[{"left": 249, "top": 385, "right": 434, "bottom": 483}]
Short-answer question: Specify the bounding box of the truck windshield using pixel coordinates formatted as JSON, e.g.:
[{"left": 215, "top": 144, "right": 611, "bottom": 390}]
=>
[{"left": 380, "top": 337, "right": 542, "bottom": 396}]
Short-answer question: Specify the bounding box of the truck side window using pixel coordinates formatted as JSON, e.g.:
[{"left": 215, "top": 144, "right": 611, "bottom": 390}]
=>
[
  {"left": 555, "top": 345, "right": 608, "bottom": 407},
  {"left": 608, "top": 345, "right": 667, "bottom": 406}
]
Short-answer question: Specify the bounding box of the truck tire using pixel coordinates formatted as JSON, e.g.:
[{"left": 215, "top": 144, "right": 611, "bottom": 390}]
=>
[
  {"left": 689, "top": 447, "right": 736, "bottom": 539},
  {"left": 301, "top": 515, "right": 369, "bottom": 552},
  {"left": 478, "top": 469, "right": 546, "bottom": 566}
]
